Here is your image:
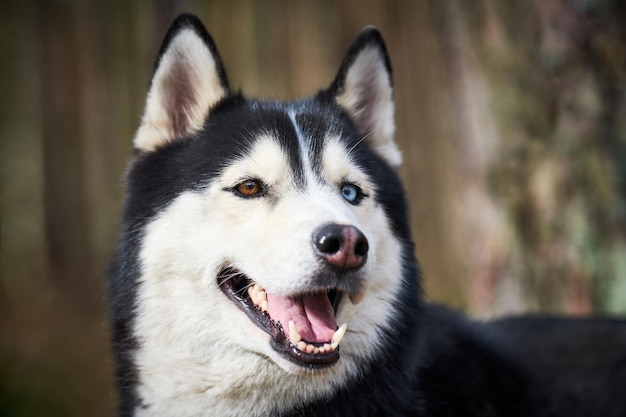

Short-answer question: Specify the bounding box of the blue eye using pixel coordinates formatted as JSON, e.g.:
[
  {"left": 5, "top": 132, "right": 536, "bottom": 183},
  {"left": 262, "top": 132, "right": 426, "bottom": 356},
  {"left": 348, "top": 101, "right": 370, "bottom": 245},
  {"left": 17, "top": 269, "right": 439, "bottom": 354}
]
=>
[{"left": 341, "top": 183, "right": 362, "bottom": 204}]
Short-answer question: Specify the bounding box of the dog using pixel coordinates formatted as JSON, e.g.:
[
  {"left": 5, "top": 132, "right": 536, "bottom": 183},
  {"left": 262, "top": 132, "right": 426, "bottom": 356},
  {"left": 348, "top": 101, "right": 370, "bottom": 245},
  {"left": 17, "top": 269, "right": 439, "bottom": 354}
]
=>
[{"left": 108, "top": 13, "right": 626, "bottom": 417}]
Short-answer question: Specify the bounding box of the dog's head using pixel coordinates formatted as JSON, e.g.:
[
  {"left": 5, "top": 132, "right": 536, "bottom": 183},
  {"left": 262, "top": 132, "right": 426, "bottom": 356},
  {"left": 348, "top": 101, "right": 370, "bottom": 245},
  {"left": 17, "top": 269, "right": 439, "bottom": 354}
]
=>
[{"left": 112, "top": 14, "right": 418, "bottom": 415}]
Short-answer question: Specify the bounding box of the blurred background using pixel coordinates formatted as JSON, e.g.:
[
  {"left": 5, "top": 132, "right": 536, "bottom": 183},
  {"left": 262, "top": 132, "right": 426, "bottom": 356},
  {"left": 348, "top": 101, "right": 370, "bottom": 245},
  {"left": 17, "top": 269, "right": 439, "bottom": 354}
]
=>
[{"left": 1, "top": 0, "right": 625, "bottom": 415}]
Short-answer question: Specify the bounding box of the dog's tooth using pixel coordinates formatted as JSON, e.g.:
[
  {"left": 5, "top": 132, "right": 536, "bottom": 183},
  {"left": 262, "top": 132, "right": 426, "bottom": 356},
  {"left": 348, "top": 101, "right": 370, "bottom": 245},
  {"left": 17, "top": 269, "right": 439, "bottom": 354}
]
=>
[
  {"left": 332, "top": 323, "right": 348, "bottom": 345},
  {"left": 297, "top": 341, "right": 307, "bottom": 351},
  {"left": 305, "top": 344, "right": 315, "bottom": 353},
  {"left": 250, "top": 284, "right": 262, "bottom": 301},
  {"left": 260, "top": 301, "right": 268, "bottom": 312},
  {"left": 323, "top": 343, "right": 331, "bottom": 352},
  {"left": 349, "top": 288, "right": 366, "bottom": 305},
  {"left": 288, "top": 321, "right": 302, "bottom": 344},
  {"left": 257, "top": 290, "right": 267, "bottom": 303},
  {"left": 330, "top": 342, "right": 338, "bottom": 350}
]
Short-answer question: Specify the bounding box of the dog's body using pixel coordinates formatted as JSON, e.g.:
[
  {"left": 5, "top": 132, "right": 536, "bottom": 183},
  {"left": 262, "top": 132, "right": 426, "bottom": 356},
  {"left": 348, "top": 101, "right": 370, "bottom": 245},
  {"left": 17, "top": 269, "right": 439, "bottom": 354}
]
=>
[{"left": 108, "top": 14, "right": 626, "bottom": 417}]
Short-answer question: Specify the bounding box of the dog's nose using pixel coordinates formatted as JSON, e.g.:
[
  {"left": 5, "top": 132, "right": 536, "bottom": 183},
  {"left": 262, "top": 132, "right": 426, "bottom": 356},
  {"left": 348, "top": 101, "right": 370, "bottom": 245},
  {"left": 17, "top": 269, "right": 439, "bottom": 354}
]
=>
[{"left": 313, "top": 224, "right": 368, "bottom": 271}]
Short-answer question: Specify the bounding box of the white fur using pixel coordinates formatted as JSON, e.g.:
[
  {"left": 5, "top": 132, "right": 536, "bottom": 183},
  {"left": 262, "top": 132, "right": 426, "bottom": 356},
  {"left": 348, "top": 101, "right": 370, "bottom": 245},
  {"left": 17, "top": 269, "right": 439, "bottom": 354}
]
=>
[
  {"left": 133, "top": 130, "right": 405, "bottom": 416},
  {"left": 134, "top": 29, "right": 227, "bottom": 152}
]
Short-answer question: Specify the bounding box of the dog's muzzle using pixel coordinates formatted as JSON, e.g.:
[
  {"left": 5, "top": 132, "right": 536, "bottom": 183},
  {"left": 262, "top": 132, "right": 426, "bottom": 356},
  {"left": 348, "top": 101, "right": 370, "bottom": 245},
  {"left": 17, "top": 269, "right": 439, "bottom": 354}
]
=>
[{"left": 217, "top": 223, "right": 369, "bottom": 369}]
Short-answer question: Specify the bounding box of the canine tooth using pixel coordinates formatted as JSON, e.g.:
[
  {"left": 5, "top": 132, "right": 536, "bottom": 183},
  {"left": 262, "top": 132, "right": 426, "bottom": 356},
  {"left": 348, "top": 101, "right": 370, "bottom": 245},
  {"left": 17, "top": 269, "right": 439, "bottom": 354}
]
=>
[
  {"left": 332, "top": 323, "right": 347, "bottom": 345},
  {"left": 256, "top": 290, "right": 267, "bottom": 303},
  {"left": 297, "top": 341, "right": 307, "bottom": 351},
  {"left": 250, "top": 284, "right": 261, "bottom": 301},
  {"left": 288, "top": 321, "right": 301, "bottom": 344},
  {"left": 349, "top": 289, "right": 366, "bottom": 305},
  {"left": 260, "top": 301, "right": 268, "bottom": 312}
]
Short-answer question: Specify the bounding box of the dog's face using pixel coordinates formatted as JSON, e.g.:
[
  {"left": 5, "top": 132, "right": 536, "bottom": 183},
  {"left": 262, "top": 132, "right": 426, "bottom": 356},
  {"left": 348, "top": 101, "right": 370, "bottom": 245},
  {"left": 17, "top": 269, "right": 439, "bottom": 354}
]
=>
[{"left": 115, "top": 14, "right": 413, "bottom": 415}]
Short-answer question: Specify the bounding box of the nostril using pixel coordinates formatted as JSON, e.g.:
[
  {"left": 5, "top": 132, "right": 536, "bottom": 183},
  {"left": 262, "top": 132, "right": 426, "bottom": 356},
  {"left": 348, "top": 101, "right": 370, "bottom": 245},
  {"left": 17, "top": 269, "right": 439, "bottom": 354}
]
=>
[
  {"left": 354, "top": 237, "right": 369, "bottom": 257},
  {"left": 318, "top": 234, "right": 342, "bottom": 254},
  {"left": 314, "top": 224, "right": 345, "bottom": 255}
]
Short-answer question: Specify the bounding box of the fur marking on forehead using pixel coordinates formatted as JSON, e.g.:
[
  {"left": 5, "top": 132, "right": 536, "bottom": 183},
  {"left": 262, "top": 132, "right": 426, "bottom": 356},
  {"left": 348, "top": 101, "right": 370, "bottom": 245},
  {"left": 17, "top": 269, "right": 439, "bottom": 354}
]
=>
[
  {"left": 288, "top": 110, "right": 319, "bottom": 187},
  {"left": 221, "top": 135, "right": 292, "bottom": 186},
  {"left": 322, "top": 136, "right": 371, "bottom": 189}
]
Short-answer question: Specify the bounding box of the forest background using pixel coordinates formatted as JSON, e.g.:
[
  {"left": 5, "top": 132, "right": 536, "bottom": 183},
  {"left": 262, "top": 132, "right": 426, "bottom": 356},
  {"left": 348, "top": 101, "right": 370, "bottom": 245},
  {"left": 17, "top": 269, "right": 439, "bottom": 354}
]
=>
[{"left": 1, "top": 1, "right": 625, "bottom": 415}]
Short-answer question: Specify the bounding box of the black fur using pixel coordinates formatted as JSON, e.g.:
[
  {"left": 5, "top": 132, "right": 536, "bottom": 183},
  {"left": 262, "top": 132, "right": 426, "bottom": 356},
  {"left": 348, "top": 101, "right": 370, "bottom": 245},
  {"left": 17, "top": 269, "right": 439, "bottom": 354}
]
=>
[{"left": 108, "top": 14, "right": 626, "bottom": 417}]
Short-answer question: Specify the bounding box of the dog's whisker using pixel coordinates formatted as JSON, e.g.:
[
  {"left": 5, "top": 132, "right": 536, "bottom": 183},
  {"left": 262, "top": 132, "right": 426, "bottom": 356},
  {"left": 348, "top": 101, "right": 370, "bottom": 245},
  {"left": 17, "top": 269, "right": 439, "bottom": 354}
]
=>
[
  {"left": 217, "top": 271, "right": 245, "bottom": 286},
  {"left": 346, "top": 132, "right": 373, "bottom": 157}
]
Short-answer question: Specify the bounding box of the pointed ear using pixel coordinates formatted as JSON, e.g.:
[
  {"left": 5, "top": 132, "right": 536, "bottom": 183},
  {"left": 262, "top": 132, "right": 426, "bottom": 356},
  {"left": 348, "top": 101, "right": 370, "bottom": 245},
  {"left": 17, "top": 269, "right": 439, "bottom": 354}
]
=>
[
  {"left": 134, "top": 14, "right": 230, "bottom": 152},
  {"left": 321, "top": 27, "right": 401, "bottom": 168}
]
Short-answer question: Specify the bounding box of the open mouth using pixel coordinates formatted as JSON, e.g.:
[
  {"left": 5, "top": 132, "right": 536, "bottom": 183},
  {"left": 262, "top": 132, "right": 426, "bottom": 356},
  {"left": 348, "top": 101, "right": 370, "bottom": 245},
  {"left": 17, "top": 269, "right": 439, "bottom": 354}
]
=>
[{"left": 217, "top": 267, "right": 353, "bottom": 368}]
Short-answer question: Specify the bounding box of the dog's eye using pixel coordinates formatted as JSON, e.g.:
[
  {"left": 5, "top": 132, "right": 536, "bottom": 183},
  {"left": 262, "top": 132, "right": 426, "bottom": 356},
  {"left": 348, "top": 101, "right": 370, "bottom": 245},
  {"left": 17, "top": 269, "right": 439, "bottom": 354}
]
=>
[
  {"left": 341, "top": 183, "right": 364, "bottom": 204},
  {"left": 234, "top": 179, "right": 264, "bottom": 198}
]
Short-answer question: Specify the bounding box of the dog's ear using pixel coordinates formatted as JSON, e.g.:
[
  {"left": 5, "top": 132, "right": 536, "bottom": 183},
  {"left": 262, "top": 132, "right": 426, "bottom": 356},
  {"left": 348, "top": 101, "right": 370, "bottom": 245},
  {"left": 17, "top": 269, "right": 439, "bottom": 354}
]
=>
[
  {"left": 134, "top": 14, "right": 230, "bottom": 152},
  {"left": 320, "top": 27, "right": 401, "bottom": 168}
]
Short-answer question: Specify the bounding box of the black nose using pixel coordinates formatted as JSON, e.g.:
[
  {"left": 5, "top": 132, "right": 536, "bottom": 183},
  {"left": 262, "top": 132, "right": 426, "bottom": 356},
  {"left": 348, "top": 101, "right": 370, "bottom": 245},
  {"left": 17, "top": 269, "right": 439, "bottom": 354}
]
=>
[{"left": 313, "top": 224, "right": 368, "bottom": 272}]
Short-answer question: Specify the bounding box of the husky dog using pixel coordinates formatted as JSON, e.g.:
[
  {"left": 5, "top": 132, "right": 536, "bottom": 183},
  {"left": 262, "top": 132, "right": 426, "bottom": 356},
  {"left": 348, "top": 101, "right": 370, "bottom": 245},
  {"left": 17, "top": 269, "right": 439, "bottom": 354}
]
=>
[{"left": 109, "top": 14, "right": 626, "bottom": 417}]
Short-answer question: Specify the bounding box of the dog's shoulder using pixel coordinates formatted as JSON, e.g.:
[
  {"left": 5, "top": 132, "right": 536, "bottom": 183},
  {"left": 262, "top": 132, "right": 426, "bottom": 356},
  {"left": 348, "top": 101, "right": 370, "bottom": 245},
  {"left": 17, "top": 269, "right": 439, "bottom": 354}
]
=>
[
  {"left": 414, "top": 304, "right": 626, "bottom": 416},
  {"left": 413, "top": 304, "right": 541, "bottom": 416},
  {"left": 489, "top": 314, "right": 626, "bottom": 416}
]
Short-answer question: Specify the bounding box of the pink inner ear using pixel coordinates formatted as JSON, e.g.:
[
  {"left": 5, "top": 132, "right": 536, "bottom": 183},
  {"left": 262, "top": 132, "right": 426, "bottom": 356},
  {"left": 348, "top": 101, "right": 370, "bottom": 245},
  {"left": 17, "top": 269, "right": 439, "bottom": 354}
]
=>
[{"left": 162, "top": 58, "right": 198, "bottom": 139}]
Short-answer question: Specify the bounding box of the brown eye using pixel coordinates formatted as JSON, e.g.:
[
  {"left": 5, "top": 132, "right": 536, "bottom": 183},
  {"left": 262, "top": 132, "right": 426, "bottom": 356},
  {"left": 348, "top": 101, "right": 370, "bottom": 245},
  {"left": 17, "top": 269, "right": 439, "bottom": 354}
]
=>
[{"left": 235, "top": 179, "right": 263, "bottom": 197}]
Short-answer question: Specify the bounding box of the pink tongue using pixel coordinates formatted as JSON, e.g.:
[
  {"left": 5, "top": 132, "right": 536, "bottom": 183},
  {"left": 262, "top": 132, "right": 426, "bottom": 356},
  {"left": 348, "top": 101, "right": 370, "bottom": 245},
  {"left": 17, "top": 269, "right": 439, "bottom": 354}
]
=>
[{"left": 266, "top": 292, "right": 337, "bottom": 343}]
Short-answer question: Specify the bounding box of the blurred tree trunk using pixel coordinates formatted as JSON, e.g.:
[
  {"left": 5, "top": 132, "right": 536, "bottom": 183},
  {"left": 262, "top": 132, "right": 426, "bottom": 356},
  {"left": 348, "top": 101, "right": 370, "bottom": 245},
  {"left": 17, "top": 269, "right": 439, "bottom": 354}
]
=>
[
  {"left": 434, "top": 0, "right": 626, "bottom": 315},
  {"left": 39, "top": 2, "right": 92, "bottom": 297}
]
